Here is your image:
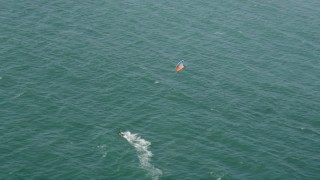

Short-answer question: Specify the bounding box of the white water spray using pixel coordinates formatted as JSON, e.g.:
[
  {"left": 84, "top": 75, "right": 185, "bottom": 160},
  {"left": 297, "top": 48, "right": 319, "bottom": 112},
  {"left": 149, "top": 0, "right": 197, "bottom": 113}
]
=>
[{"left": 121, "top": 131, "right": 162, "bottom": 180}]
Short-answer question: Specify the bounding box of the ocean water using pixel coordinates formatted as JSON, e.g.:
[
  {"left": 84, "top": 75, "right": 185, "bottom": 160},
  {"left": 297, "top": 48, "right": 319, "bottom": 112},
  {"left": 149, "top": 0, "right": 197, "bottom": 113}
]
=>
[{"left": 1, "top": 0, "right": 319, "bottom": 179}]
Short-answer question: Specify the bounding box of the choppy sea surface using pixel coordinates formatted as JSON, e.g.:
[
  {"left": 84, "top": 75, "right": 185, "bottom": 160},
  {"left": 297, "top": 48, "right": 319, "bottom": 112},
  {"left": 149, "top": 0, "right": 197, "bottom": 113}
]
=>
[{"left": 1, "top": 0, "right": 320, "bottom": 179}]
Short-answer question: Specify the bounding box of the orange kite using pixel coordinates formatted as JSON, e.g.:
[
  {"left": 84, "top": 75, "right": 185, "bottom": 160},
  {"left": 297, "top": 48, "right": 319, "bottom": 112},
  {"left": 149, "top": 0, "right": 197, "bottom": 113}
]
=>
[{"left": 176, "top": 60, "right": 185, "bottom": 72}]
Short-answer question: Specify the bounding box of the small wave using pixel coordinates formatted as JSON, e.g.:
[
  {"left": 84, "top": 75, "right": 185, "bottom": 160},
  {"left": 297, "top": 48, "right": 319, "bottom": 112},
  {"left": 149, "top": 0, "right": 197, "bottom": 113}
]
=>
[
  {"left": 13, "top": 92, "right": 24, "bottom": 99},
  {"left": 121, "top": 131, "right": 162, "bottom": 180}
]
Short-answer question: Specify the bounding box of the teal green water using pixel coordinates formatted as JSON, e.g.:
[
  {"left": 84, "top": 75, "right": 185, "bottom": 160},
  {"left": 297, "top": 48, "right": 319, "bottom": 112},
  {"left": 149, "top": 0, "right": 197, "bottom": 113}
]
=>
[{"left": 1, "top": 0, "right": 320, "bottom": 179}]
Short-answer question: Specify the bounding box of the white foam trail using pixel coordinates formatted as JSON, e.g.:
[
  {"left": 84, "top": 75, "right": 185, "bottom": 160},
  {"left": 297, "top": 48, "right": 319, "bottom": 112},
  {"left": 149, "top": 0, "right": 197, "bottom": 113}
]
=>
[{"left": 121, "top": 131, "right": 162, "bottom": 180}]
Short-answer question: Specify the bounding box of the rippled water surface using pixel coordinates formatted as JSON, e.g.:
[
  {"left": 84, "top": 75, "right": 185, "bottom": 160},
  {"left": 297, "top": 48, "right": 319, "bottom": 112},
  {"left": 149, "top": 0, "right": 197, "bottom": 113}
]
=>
[{"left": 1, "top": 0, "right": 319, "bottom": 179}]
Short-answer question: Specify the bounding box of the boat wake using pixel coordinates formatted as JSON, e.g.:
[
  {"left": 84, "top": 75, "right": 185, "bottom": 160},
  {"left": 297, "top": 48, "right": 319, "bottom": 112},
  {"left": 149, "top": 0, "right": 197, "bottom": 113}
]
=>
[{"left": 121, "top": 131, "right": 162, "bottom": 180}]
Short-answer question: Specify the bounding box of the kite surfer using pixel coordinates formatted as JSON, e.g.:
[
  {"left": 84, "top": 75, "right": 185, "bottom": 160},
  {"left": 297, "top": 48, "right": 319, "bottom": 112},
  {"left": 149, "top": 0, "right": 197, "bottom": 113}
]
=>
[{"left": 119, "top": 131, "right": 124, "bottom": 137}]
